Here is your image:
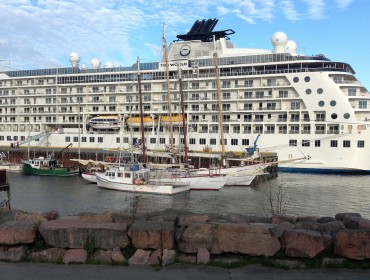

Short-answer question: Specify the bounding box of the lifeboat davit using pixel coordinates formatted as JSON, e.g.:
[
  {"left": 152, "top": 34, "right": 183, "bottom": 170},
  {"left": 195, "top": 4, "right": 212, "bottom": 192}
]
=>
[
  {"left": 161, "top": 115, "right": 186, "bottom": 126},
  {"left": 126, "top": 116, "right": 157, "bottom": 127},
  {"left": 89, "top": 115, "right": 121, "bottom": 130}
]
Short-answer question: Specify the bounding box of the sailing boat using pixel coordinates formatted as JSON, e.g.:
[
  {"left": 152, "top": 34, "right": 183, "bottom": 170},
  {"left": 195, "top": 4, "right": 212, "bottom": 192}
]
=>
[
  {"left": 149, "top": 28, "right": 227, "bottom": 190},
  {"left": 193, "top": 40, "right": 267, "bottom": 186},
  {"left": 95, "top": 57, "right": 190, "bottom": 195}
]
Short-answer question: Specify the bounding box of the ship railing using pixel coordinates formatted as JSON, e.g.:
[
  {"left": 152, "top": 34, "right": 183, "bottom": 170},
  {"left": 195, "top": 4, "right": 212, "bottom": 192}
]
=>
[
  {"left": 301, "top": 130, "right": 311, "bottom": 134},
  {"left": 289, "top": 130, "right": 299, "bottom": 134},
  {"left": 327, "top": 130, "right": 339, "bottom": 134},
  {"left": 315, "top": 131, "right": 325, "bottom": 134}
]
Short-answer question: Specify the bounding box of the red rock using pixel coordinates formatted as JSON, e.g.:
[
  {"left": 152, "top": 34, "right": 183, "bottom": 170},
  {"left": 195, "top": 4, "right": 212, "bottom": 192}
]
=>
[
  {"left": 334, "top": 230, "right": 370, "bottom": 260},
  {"left": 128, "top": 249, "right": 150, "bottom": 265},
  {"left": 79, "top": 212, "right": 114, "bottom": 223},
  {"left": 42, "top": 210, "right": 59, "bottom": 221},
  {"left": 111, "top": 247, "right": 125, "bottom": 263},
  {"left": 39, "top": 219, "right": 129, "bottom": 250},
  {"left": 162, "top": 249, "right": 176, "bottom": 267},
  {"left": 91, "top": 249, "right": 112, "bottom": 264},
  {"left": 15, "top": 211, "right": 47, "bottom": 224},
  {"left": 271, "top": 214, "right": 297, "bottom": 224},
  {"left": 217, "top": 223, "right": 281, "bottom": 256},
  {"left": 0, "top": 245, "right": 26, "bottom": 262},
  {"left": 147, "top": 249, "right": 162, "bottom": 266},
  {"left": 63, "top": 249, "right": 87, "bottom": 264},
  {"left": 177, "top": 223, "right": 218, "bottom": 253},
  {"left": 281, "top": 229, "right": 329, "bottom": 259},
  {"left": 29, "top": 248, "right": 65, "bottom": 262},
  {"left": 128, "top": 221, "right": 174, "bottom": 249},
  {"left": 0, "top": 221, "right": 36, "bottom": 245},
  {"left": 197, "top": 248, "right": 210, "bottom": 264},
  {"left": 176, "top": 214, "right": 210, "bottom": 226}
]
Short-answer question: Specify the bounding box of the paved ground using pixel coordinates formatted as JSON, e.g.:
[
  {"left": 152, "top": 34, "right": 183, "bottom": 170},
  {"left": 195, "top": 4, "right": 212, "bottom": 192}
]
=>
[{"left": 1, "top": 262, "right": 369, "bottom": 280}]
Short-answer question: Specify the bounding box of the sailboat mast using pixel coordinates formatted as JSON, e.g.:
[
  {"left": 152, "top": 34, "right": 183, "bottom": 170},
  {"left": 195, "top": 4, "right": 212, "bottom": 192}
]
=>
[
  {"left": 163, "top": 23, "right": 174, "bottom": 154},
  {"left": 178, "top": 67, "right": 188, "bottom": 164},
  {"left": 214, "top": 49, "right": 225, "bottom": 161},
  {"left": 137, "top": 57, "right": 146, "bottom": 164}
]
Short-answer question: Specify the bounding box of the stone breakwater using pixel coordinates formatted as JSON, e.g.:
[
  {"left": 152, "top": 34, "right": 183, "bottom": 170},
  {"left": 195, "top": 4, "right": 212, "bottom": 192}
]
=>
[{"left": 0, "top": 209, "right": 370, "bottom": 266}]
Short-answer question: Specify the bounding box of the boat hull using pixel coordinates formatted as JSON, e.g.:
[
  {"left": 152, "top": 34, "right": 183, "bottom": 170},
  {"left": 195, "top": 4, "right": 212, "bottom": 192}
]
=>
[
  {"left": 96, "top": 173, "right": 190, "bottom": 195},
  {"left": 22, "top": 162, "right": 79, "bottom": 176}
]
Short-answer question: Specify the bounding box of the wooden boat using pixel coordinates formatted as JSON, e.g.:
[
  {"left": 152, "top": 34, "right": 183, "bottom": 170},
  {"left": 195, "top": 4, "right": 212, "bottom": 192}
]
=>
[
  {"left": 22, "top": 154, "right": 79, "bottom": 176},
  {"left": 96, "top": 164, "right": 190, "bottom": 195},
  {"left": 89, "top": 115, "right": 121, "bottom": 129}
]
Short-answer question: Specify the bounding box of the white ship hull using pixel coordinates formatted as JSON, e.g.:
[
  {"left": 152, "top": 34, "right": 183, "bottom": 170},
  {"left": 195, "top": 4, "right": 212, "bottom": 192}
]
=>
[{"left": 1, "top": 19, "right": 370, "bottom": 174}]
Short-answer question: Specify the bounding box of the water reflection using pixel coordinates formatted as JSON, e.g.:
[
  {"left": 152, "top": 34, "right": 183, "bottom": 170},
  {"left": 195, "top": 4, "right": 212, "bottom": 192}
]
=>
[{"left": 6, "top": 172, "right": 370, "bottom": 219}]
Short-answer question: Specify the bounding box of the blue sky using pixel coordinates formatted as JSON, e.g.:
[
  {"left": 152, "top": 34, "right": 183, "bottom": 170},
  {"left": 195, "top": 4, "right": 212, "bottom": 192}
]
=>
[{"left": 0, "top": 0, "right": 369, "bottom": 89}]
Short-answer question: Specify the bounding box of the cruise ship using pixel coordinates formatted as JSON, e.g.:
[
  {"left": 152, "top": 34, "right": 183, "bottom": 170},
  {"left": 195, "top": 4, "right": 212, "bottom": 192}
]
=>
[{"left": 1, "top": 18, "right": 370, "bottom": 173}]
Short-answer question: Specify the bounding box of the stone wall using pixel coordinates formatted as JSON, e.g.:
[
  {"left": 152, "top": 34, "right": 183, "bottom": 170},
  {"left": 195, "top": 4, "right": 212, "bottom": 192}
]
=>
[{"left": 0, "top": 208, "right": 370, "bottom": 265}]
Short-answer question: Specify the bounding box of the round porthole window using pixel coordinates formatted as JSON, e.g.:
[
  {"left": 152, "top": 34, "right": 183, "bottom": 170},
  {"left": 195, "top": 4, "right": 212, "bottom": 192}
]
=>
[
  {"left": 344, "top": 113, "right": 350, "bottom": 119},
  {"left": 304, "top": 76, "right": 310, "bottom": 82},
  {"left": 330, "top": 100, "right": 336, "bottom": 106},
  {"left": 306, "top": 89, "right": 312, "bottom": 95},
  {"left": 293, "top": 77, "right": 299, "bottom": 83},
  {"left": 331, "top": 113, "right": 337, "bottom": 119},
  {"left": 318, "top": 101, "right": 325, "bottom": 107},
  {"left": 317, "top": 88, "right": 323, "bottom": 94}
]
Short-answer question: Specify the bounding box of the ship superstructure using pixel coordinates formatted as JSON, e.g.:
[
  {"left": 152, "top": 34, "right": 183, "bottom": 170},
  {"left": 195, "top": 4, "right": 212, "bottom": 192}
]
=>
[{"left": 1, "top": 18, "right": 370, "bottom": 173}]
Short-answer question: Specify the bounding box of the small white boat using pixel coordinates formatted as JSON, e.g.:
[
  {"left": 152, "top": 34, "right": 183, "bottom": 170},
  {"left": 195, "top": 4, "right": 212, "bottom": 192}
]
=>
[
  {"left": 81, "top": 167, "right": 103, "bottom": 183},
  {"left": 89, "top": 115, "right": 121, "bottom": 130},
  {"left": 96, "top": 164, "right": 190, "bottom": 195}
]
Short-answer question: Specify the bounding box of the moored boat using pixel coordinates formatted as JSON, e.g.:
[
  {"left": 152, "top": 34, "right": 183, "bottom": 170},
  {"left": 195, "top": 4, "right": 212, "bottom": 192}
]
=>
[
  {"left": 22, "top": 154, "right": 79, "bottom": 176},
  {"left": 96, "top": 164, "right": 190, "bottom": 195}
]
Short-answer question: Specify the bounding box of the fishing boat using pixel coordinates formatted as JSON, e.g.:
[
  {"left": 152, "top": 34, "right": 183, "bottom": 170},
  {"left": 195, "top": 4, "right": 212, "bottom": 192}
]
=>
[
  {"left": 22, "top": 153, "right": 79, "bottom": 176},
  {"left": 89, "top": 115, "right": 121, "bottom": 130}
]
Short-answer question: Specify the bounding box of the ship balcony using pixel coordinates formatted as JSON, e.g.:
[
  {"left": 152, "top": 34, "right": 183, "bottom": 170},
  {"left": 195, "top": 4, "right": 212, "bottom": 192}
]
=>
[
  {"left": 277, "top": 118, "right": 288, "bottom": 122},
  {"left": 301, "top": 130, "right": 311, "bottom": 134},
  {"left": 279, "top": 130, "right": 288, "bottom": 134},
  {"left": 315, "top": 130, "right": 325, "bottom": 134},
  {"left": 327, "top": 130, "right": 339, "bottom": 134},
  {"left": 290, "top": 118, "right": 300, "bottom": 122},
  {"left": 289, "top": 130, "right": 299, "bottom": 134}
]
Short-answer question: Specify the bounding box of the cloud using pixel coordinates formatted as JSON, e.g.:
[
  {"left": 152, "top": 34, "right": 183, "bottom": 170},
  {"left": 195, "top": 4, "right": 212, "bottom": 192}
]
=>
[
  {"left": 281, "top": 0, "right": 301, "bottom": 21},
  {"left": 336, "top": 0, "right": 354, "bottom": 9},
  {"left": 0, "top": 0, "right": 358, "bottom": 70},
  {"left": 302, "top": 0, "right": 326, "bottom": 19}
]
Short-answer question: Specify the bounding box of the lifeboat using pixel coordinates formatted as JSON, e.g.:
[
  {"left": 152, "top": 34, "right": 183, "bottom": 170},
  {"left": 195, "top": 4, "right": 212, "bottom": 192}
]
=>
[
  {"left": 161, "top": 115, "right": 186, "bottom": 126},
  {"left": 89, "top": 115, "right": 121, "bottom": 130},
  {"left": 126, "top": 116, "right": 157, "bottom": 127}
]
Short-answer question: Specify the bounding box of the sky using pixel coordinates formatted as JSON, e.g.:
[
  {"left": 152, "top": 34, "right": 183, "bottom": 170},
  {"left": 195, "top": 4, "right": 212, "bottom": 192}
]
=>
[{"left": 0, "top": 0, "right": 369, "bottom": 89}]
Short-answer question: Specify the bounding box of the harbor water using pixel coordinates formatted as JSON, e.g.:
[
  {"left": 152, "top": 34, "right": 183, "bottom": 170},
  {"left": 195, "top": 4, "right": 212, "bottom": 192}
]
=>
[{"left": 5, "top": 171, "right": 370, "bottom": 219}]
